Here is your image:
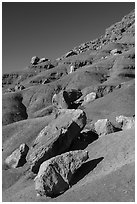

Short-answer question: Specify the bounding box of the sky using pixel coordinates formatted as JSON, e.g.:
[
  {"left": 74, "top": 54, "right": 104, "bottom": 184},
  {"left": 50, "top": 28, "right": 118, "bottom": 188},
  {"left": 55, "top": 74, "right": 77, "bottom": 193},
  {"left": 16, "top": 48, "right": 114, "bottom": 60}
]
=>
[{"left": 2, "top": 2, "right": 135, "bottom": 73}]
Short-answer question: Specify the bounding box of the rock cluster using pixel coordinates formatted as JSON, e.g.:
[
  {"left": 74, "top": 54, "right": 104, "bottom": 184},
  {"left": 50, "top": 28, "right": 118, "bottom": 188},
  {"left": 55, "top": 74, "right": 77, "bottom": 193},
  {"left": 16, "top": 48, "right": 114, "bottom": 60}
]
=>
[
  {"left": 27, "top": 109, "right": 86, "bottom": 173},
  {"left": 31, "top": 56, "right": 48, "bottom": 65}
]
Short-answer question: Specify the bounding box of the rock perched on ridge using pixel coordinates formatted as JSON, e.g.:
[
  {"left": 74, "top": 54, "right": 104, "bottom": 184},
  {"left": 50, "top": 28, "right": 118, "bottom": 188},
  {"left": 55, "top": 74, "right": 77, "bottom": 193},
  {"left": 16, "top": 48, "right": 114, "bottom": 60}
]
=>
[
  {"left": 95, "top": 119, "right": 115, "bottom": 136},
  {"left": 116, "top": 115, "right": 135, "bottom": 130},
  {"left": 38, "top": 58, "right": 48, "bottom": 63},
  {"left": 31, "top": 56, "right": 40, "bottom": 65},
  {"left": 35, "top": 150, "right": 89, "bottom": 197},
  {"left": 65, "top": 50, "right": 77, "bottom": 58},
  {"left": 27, "top": 109, "right": 86, "bottom": 173},
  {"left": 5, "top": 143, "right": 29, "bottom": 168}
]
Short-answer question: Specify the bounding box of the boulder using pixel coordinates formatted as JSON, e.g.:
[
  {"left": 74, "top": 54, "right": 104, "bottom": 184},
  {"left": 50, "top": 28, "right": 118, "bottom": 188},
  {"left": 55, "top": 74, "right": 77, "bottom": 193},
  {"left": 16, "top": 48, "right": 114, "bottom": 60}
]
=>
[
  {"left": 116, "top": 115, "right": 135, "bottom": 130},
  {"left": 81, "top": 92, "right": 96, "bottom": 106},
  {"left": 64, "top": 89, "right": 82, "bottom": 104},
  {"left": 95, "top": 119, "right": 115, "bottom": 136},
  {"left": 68, "top": 65, "right": 75, "bottom": 74},
  {"left": 52, "top": 89, "right": 82, "bottom": 109},
  {"left": 31, "top": 56, "right": 40, "bottom": 65},
  {"left": 35, "top": 150, "right": 89, "bottom": 197},
  {"left": 27, "top": 109, "right": 86, "bottom": 173},
  {"left": 5, "top": 143, "right": 29, "bottom": 168},
  {"left": 38, "top": 58, "right": 48, "bottom": 63},
  {"left": 52, "top": 91, "right": 69, "bottom": 109}
]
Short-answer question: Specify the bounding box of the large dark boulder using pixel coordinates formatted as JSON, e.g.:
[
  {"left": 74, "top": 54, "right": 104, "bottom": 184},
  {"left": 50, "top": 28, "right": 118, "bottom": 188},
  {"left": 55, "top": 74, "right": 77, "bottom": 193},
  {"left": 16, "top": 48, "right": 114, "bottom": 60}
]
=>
[
  {"left": 2, "top": 92, "right": 28, "bottom": 126},
  {"left": 52, "top": 89, "right": 82, "bottom": 109}
]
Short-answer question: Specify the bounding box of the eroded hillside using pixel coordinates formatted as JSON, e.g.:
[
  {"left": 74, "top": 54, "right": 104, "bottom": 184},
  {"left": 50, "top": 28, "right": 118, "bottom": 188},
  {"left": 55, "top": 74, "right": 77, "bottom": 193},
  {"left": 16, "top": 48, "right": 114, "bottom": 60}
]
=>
[{"left": 2, "top": 10, "right": 135, "bottom": 202}]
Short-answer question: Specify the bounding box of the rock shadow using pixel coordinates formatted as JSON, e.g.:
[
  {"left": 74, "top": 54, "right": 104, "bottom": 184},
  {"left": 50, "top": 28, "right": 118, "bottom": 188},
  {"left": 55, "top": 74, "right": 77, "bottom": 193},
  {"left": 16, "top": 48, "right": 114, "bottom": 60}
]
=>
[
  {"left": 70, "top": 157, "right": 104, "bottom": 186},
  {"left": 69, "top": 130, "right": 99, "bottom": 151}
]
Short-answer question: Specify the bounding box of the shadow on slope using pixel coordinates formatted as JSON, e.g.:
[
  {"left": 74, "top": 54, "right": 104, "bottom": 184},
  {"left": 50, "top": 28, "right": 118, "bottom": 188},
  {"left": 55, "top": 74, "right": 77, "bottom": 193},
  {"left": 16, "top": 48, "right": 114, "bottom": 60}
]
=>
[
  {"left": 69, "top": 131, "right": 99, "bottom": 151},
  {"left": 70, "top": 157, "right": 104, "bottom": 186}
]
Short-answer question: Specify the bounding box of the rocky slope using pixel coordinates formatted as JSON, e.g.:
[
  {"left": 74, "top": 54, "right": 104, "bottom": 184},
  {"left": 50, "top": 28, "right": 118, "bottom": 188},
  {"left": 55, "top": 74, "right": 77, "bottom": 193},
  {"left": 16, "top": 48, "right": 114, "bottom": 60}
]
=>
[{"left": 2, "top": 10, "right": 135, "bottom": 202}]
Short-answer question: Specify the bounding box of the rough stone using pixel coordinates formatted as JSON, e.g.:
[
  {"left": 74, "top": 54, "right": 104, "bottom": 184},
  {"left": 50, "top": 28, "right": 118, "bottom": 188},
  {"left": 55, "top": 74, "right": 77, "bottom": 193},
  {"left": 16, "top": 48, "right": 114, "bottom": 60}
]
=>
[
  {"left": 95, "top": 119, "right": 115, "bottom": 136},
  {"left": 64, "top": 89, "right": 82, "bottom": 104},
  {"left": 68, "top": 65, "right": 75, "bottom": 74},
  {"left": 34, "top": 150, "right": 89, "bottom": 197},
  {"left": 52, "top": 91, "right": 69, "bottom": 109},
  {"left": 27, "top": 109, "right": 86, "bottom": 173},
  {"left": 116, "top": 115, "right": 135, "bottom": 130},
  {"left": 31, "top": 56, "right": 40, "bottom": 65},
  {"left": 52, "top": 89, "right": 82, "bottom": 109},
  {"left": 38, "top": 58, "right": 48, "bottom": 63},
  {"left": 111, "top": 48, "right": 122, "bottom": 55},
  {"left": 5, "top": 143, "right": 29, "bottom": 168},
  {"left": 81, "top": 92, "right": 96, "bottom": 106}
]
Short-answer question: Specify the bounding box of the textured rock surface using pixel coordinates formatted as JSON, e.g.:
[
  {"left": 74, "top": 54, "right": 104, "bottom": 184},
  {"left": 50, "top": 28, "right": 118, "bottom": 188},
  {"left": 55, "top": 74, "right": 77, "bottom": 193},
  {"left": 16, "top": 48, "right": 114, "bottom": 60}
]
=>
[
  {"left": 52, "top": 91, "right": 69, "bottom": 109},
  {"left": 5, "top": 143, "right": 29, "bottom": 168},
  {"left": 31, "top": 56, "right": 40, "bottom": 65},
  {"left": 82, "top": 92, "right": 96, "bottom": 106},
  {"left": 35, "top": 150, "right": 89, "bottom": 197},
  {"left": 38, "top": 58, "right": 48, "bottom": 63},
  {"left": 2, "top": 93, "right": 28, "bottom": 126},
  {"left": 94, "top": 119, "right": 116, "bottom": 136},
  {"left": 68, "top": 65, "right": 75, "bottom": 74},
  {"left": 116, "top": 115, "right": 135, "bottom": 130},
  {"left": 27, "top": 109, "right": 86, "bottom": 173}
]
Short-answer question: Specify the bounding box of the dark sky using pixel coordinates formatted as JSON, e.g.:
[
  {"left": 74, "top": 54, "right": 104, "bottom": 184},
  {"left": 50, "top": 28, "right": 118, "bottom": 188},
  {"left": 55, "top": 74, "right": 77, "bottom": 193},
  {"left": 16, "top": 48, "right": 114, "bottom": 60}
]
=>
[{"left": 2, "top": 2, "right": 135, "bottom": 73}]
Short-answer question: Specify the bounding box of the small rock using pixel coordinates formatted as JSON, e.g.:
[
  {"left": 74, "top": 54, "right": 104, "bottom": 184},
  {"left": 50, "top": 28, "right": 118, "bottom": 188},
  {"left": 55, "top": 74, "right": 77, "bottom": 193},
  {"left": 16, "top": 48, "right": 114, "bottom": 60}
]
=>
[
  {"left": 7, "top": 88, "right": 15, "bottom": 92},
  {"left": 95, "top": 119, "right": 115, "bottom": 136},
  {"left": 81, "top": 92, "right": 96, "bottom": 106},
  {"left": 27, "top": 109, "right": 86, "bottom": 173},
  {"left": 34, "top": 150, "right": 89, "bottom": 197},
  {"left": 111, "top": 49, "right": 122, "bottom": 55},
  {"left": 68, "top": 65, "right": 75, "bottom": 74},
  {"left": 116, "top": 115, "right": 135, "bottom": 130},
  {"left": 5, "top": 143, "right": 29, "bottom": 168},
  {"left": 31, "top": 56, "right": 40, "bottom": 65}
]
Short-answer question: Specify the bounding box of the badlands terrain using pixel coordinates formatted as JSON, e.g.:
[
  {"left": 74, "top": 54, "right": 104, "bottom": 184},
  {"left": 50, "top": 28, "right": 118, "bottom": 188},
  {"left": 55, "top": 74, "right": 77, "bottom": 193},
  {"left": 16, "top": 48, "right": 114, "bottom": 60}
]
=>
[{"left": 2, "top": 10, "right": 135, "bottom": 202}]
